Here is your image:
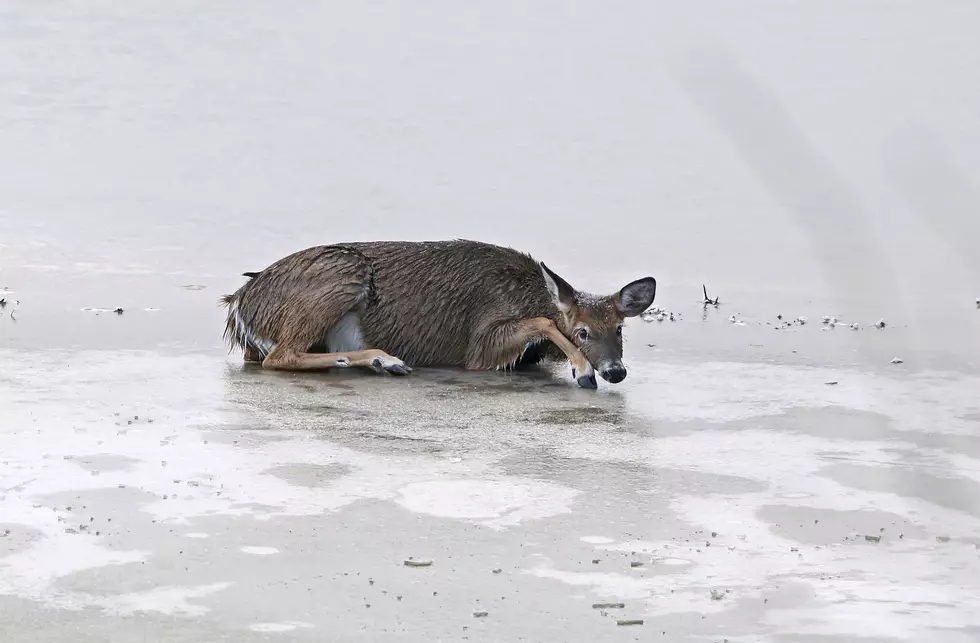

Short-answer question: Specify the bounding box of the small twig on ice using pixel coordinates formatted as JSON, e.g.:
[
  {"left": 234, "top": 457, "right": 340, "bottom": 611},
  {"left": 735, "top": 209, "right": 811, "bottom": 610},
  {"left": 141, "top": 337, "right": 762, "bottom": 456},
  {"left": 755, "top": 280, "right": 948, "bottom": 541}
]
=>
[{"left": 702, "top": 285, "right": 719, "bottom": 307}]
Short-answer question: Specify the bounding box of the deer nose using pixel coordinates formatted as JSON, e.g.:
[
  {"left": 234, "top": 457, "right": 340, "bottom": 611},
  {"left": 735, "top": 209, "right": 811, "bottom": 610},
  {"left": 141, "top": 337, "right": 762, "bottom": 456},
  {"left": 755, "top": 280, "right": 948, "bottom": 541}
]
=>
[{"left": 600, "top": 364, "right": 627, "bottom": 384}]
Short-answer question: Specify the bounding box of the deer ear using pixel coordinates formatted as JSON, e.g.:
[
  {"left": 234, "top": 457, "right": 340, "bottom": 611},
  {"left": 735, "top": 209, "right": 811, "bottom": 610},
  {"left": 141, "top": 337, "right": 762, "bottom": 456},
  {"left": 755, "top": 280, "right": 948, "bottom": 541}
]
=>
[
  {"left": 540, "top": 262, "right": 576, "bottom": 312},
  {"left": 616, "top": 277, "right": 657, "bottom": 317}
]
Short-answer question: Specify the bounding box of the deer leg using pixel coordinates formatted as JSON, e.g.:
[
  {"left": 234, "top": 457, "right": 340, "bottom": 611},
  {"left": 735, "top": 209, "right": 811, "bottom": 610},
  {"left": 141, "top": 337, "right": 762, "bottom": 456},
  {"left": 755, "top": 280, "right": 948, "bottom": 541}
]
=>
[
  {"left": 342, "top": 349, "right": 412, "bottom": 375},
  {"left": 470, "top": 317, "right": 597, "bottom": 389},
  {"left": 243, "top": 345, "right": 263, "bottom": 363},
  {"left": 262, "top": 347, "right": 411, "bottom": 375},
  {"left": 525, "top": 318, "right": 597, "bottom": 389}
]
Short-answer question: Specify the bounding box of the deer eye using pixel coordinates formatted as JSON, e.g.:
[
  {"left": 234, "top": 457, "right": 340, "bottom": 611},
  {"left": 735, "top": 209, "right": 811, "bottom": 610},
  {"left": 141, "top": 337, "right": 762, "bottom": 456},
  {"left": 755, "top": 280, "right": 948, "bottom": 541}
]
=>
[
  {"left": 616, "top": 324, "right": 623, "bottom": 337},
  {"left": 574, "top": 328, "right": 589, "bottom": 342}
]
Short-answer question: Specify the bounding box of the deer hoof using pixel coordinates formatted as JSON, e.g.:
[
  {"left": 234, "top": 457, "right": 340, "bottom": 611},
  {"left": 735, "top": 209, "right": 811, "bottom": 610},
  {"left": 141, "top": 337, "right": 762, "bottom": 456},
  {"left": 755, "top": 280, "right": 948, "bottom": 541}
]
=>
[
  {"left": 371, "top": 356, "right": 412, "bottom": 375},
  {"left": 576, "top": 372, "right": 598, "bottom": 389}
]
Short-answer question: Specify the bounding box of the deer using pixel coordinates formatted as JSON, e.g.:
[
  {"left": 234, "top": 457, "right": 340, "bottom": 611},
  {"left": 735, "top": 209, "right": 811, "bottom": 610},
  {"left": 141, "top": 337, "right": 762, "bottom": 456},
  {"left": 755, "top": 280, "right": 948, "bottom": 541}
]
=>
[{"left": 221, "top": 240, "right": 656, "bottom": 389}]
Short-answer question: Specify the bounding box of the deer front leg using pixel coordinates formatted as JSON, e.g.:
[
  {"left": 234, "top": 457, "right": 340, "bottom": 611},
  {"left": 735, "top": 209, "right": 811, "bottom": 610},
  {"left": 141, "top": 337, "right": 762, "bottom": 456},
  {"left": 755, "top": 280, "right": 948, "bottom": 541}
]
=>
[
  {"left": 469, "top": 317, "right": 597, "bottom": 389},
  {"left": 527, "top": 318, "right": 597, "bottom": 389}
]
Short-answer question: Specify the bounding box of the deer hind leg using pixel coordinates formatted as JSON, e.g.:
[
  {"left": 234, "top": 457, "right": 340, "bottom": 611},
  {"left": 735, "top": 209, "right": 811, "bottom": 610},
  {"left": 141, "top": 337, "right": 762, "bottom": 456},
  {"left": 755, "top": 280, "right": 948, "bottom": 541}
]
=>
[
  {"left": 259, "top": 305, "right": 411, "bottom": 375},
  {"left": 240, "top": 249, "right": 409, "bottom": 376},
  {"left": 468, "top": 317, "right": 597, "bottom": 389},
  {"left": 262, "top": 347, "right": 411, "bottom": 375}
]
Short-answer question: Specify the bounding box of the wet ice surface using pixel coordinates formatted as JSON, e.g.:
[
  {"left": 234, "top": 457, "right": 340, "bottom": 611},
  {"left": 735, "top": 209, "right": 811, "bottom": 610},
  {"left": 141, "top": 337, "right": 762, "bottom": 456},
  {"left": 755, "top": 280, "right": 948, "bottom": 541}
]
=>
[{"left": 2, "top": 349, "right": 979, "bottom": 642}]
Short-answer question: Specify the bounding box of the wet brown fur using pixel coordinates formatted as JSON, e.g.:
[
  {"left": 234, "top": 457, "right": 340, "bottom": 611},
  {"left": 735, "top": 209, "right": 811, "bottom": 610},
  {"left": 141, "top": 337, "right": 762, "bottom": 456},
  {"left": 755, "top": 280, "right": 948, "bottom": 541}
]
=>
[{"left": 221, "top": 240, "right": 655, "bottom": 379}]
